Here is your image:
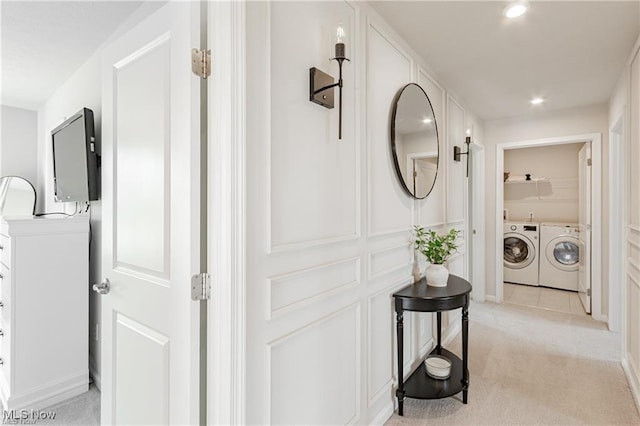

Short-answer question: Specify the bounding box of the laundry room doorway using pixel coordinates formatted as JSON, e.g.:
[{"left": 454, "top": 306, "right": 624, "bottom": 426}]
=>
[{"left": 495, "top": 134, "right": 603, "bottom": 321}]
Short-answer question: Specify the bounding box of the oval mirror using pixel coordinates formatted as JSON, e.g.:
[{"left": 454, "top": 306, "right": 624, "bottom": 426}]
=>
[
  {"left": 391, "top": 83, "right": 439, "bottom": 199},
  {"left": 0, "top": 176, "right": 36, "bottom": 217}
]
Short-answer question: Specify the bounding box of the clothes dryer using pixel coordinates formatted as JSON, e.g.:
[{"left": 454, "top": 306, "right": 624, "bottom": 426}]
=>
[
  {"left": 539, "top": 223, "right": 579, "bottom": 291},
  {"left": 503, "top": 222, "right": 540, "bottom": 286}
]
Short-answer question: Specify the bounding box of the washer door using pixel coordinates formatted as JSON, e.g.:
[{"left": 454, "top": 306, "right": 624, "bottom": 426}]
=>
[
  {"left": 545, "top": 236, "right": 579, "bottom": 271},
  {"left": 504, "top": 233, "right": 535, "bottom": 269}
]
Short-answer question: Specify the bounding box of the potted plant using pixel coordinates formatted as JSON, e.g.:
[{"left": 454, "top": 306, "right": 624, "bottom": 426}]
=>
[{"left": 413, "top": 226, "right": 460, "bottom": 287}]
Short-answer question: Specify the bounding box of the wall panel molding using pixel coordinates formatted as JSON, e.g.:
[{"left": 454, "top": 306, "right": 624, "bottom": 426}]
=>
[
  {"left": 267, "top": 1, "right": 360, "bottom": 254},
  {"left": 366, "top": 279, "right": 411, "bottom": 406},
  {"left": 368, "top": 243, "right": 412, "bottom": 280},
  {"left": 416, "top": 66, "right": 447, "bottom": 227},
  {"left": 267, "top": 303, "right": 361, "bottom": 425},
  {"left": 268, "top": 257, "right": 361, "bottom": 319},
  {"left": 365, "top": 19, "right": 414, "bottom": 238},
  {"left": 446, "top": 95, "right": 466, "bottom": 224}
]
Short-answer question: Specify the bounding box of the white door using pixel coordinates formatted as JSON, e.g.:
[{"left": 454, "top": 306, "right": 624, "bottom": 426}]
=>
[
  {"left": 414, "top": 157, "right": 438, "bottom": 198},
  {"left": 578, "top": 144, "right": 592, "bottom": 313},
  {"left": 99, "top": 2, "right": 201, "bottom": 424},
  {"left": 469, "top": 145, "right": 485, "bottom": 301}
]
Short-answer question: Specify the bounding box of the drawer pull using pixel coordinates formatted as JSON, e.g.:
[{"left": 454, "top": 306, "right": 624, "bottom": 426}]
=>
[
  {"left": 0, "top": 330, "right": 4, "bottom": 337},
  {"left": 0, "top": 302, "right": 3, "bottom": 308},
  {"left": 0, "top": 358, "right": 4, "bottom": 365},
  {"left": 0, "top": 274, "right": 3, "bottom": 280},
  {"left": 0, "top": 245, "right": 3, "bottom": 250}
]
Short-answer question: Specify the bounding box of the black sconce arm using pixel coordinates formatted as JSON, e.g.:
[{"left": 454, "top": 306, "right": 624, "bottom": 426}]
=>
[{"left": 313, "top": 81, "right": 340, "bottom": 95}]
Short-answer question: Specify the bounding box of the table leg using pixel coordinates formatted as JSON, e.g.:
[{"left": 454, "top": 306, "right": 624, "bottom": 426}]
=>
[
  {"left": 396, "top": 310, "right": 405, "bottom": 415},
  {"left": 462, "top": 301, "right": 469, "bottom": 404},
  {"left": 436, "top": 311, "right": 442, "bottom": 354}
]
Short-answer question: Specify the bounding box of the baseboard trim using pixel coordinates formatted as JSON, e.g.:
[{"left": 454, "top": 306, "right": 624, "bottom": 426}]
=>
[
  {"left": 370, "top": 400, "right": 394, "bottom": 425},
  {"left": 622, "top": 357, "right": 640, "bottom": 415},
  {"left": 89, "top": 364, "right": 101, "bottom": 391},
  {"left": 442, "top": 320, "right": 462, "bottom": 347},
  {"left": 1, "top": 371, "right": 89, "bottom": 410},
  {"left": 485, "top": 295, "right": 496, "bottom": 303}
]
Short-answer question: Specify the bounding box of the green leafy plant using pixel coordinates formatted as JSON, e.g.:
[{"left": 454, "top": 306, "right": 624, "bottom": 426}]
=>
[{"left": 413, "top": 226, "right": 460, "bottom": 265}]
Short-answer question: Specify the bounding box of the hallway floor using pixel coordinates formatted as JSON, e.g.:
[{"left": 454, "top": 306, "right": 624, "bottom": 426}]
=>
[
  {"left": 386, "top": 300, "right": 639, "bottom": 425},
  {"left": 2, "top": 383, "right": 100, "bottom": 425},
  {"left": 503, "top": 282, "right": 588, "bottom": 316},
  {"left": 11, "top": 299, "right": 638, "bottom": 425}
]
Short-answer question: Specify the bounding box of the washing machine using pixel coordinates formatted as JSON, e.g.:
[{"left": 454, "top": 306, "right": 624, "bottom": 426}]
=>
[
  {"left": 539, "top": 223, "right": 579, "bottom": 291},
  {"left": 503, "top": 222, "right": 540, "bottom": 286}
]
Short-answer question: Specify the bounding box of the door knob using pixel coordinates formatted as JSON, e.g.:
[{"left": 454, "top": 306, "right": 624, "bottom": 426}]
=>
[{"left": 93, "top": 278, "right": 110, "bottom": 295}]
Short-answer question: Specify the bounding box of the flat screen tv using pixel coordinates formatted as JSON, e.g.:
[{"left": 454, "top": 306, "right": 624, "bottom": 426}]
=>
[{"left": 51, "top": 108, "right": 99, "bottom": 202}]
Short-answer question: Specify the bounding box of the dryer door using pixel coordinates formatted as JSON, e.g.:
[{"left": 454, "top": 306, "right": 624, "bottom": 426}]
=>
[
  {"left": 545, "top": 237, "right": 579, "bottom": 272},
  {"left": 504, "top": 233, "right": 535, "bottom": 269}
]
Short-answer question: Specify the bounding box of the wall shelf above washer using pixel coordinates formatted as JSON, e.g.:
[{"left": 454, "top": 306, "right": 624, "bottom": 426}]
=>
[
  {"left": 504, "top": 177, "right": 550, "bottom": 200},
  {"left": 504, "top": 177, "right": 548, "bottom": 185}
]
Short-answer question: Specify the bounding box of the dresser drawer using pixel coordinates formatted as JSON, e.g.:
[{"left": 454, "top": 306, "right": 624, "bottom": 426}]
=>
[
  {"left": 0, "top": 325, "right": 6, "bottom": 362},
  {"left": 0, "top": 234, "right": 10, "bottom": 269},
  {"left": 0, "top": 265, "right": 9, "bottom": 322}
]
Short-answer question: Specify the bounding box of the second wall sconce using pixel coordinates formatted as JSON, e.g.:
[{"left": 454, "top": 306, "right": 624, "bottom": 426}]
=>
[
  {"left": 453, "top": 135, "right": 472, "bottom": 177},
  {"left": 309, "top": 25, "right": 350, "bottom": 140}
]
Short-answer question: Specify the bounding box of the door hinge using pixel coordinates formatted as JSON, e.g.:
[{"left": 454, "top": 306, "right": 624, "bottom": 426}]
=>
[
  {"left": 587, "top": 158, "right": 592, "bottom": 166},
  {"left": 191, "top": 273, "right": 211, "bottom": 301},
  {"left": 191, "top": 48, "right": 211, "bottom": 79},
  {"left": 587, "top": 288, "right": 591, "bottom": 297}
]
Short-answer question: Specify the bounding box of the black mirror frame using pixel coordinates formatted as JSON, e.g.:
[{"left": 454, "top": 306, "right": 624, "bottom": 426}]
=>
[{"left": 390, "top": 83, "right": 440, "bottom": 200}]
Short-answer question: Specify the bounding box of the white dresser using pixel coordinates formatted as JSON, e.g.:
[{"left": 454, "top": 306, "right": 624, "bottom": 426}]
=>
[{"left": 0, "top": 216, "right": 89, "bottom": 410}]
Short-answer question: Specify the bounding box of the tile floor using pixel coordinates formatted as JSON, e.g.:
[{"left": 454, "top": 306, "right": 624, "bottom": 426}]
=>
[{"left": 503, "top": 282, "right": 588, "bottom": 316}]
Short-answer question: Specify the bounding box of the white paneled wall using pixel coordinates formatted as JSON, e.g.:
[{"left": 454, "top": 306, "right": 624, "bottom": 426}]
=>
[
  {"left": 367, "top": 23, "right": 413, "bottom": 237},
  {"left": 245, "top": 2, "right": 480, "bottom": 423},
  {"left": 417, "top": 68, "right": 446, "bottom": 231},
  {"left": 622, "top": 42, "right": 640, "bottom": 409}
]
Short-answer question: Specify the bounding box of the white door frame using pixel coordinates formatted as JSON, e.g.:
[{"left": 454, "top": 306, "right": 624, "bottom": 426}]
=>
[
  {"left": 207, "top": 1, "right": 246, "bottom": 424},
  {"left": 495, "top": 133, "right": 603, "bottom": 321},
  {"left": 609, "top": 114, "right": 626, "bottom": 333},
  {"left": 469, "top": 142, "right": 485, "bottom": 302}
]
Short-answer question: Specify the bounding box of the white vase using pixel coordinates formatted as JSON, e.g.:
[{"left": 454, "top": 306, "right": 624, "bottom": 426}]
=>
[
  {"left": 411, "top": 252, "right": 422, "bottom": 283},
  {"left": 426, "top": 264, "right": 449, "bottom": 287}
]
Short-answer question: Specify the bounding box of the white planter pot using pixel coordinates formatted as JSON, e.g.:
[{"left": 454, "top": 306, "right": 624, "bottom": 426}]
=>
[{"left": 426, "top": 264, "right": 449, "bottom": 287}]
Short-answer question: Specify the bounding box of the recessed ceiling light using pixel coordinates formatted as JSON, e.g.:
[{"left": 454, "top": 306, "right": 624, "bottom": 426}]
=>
[
  {"left": 530, "top": 97, "right": 544, "bottom": 105},
  {"left": 422, "top": 118, "right": 433, "bottom": 124},
  {"left": 504, "top": 1, "right": 529, "bottom": 18}
]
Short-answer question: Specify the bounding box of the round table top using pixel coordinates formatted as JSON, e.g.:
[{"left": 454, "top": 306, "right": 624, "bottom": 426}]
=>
[{"left": 393, "top": 275, "right": 472, "bottom": 302}]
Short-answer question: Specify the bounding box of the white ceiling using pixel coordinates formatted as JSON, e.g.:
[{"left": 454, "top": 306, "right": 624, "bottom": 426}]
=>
[
  {"left": 1, "top": 1, "right": 144, "bottom": 111},
  {"left": 2, "top": 1, "right": 638, "bottom": 120},
  {"left": 371, "top": 1, "right": 640, "bottom": 121}
]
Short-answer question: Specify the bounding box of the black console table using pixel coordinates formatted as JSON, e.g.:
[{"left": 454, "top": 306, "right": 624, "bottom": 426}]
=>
[{"left": 393, "top": 274, "right": 472, "bottom": 415}]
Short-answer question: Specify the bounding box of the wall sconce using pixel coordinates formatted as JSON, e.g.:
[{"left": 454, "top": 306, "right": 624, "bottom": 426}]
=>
[
  {"left": 453, "top": 136, "right": 471, "bottom": 177},
  {"left": 309, "top": 25, "right": 350, "bottom": 140}
]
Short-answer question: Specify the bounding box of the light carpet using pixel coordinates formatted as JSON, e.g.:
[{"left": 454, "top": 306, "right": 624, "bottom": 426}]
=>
[
  {"left": 386, "top": 301, "right": 640, "bottom": 425},
  {"left": 39, "top": 384, "right": 100, "bottom": 425}
]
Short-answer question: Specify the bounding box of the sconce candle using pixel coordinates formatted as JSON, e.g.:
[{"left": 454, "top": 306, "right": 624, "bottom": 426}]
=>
[{"left": 335, "top": 26, "right": 346, "bottom": 59}]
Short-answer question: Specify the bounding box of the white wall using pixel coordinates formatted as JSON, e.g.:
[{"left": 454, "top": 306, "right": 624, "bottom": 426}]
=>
[
  {"left": 0, "top": 106, "right": 38, "bottom": 187},
  {"left": 34, "top": 1, "right": 164, "bottom": 389},
  {"left": 244, "top": 1, "right": 481, "bottom": 423},
  {"left": 504, "top": 143, "right": 583, "bottom": 223},
  {"left": 484, "top": 104, "right": 609, "bottom": 312},
  {"left": 613, "top": 33, "right": 640, "bottom": 412},
  {"left": 37, "top": 53, "right": 103, "bottom": 386}
]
